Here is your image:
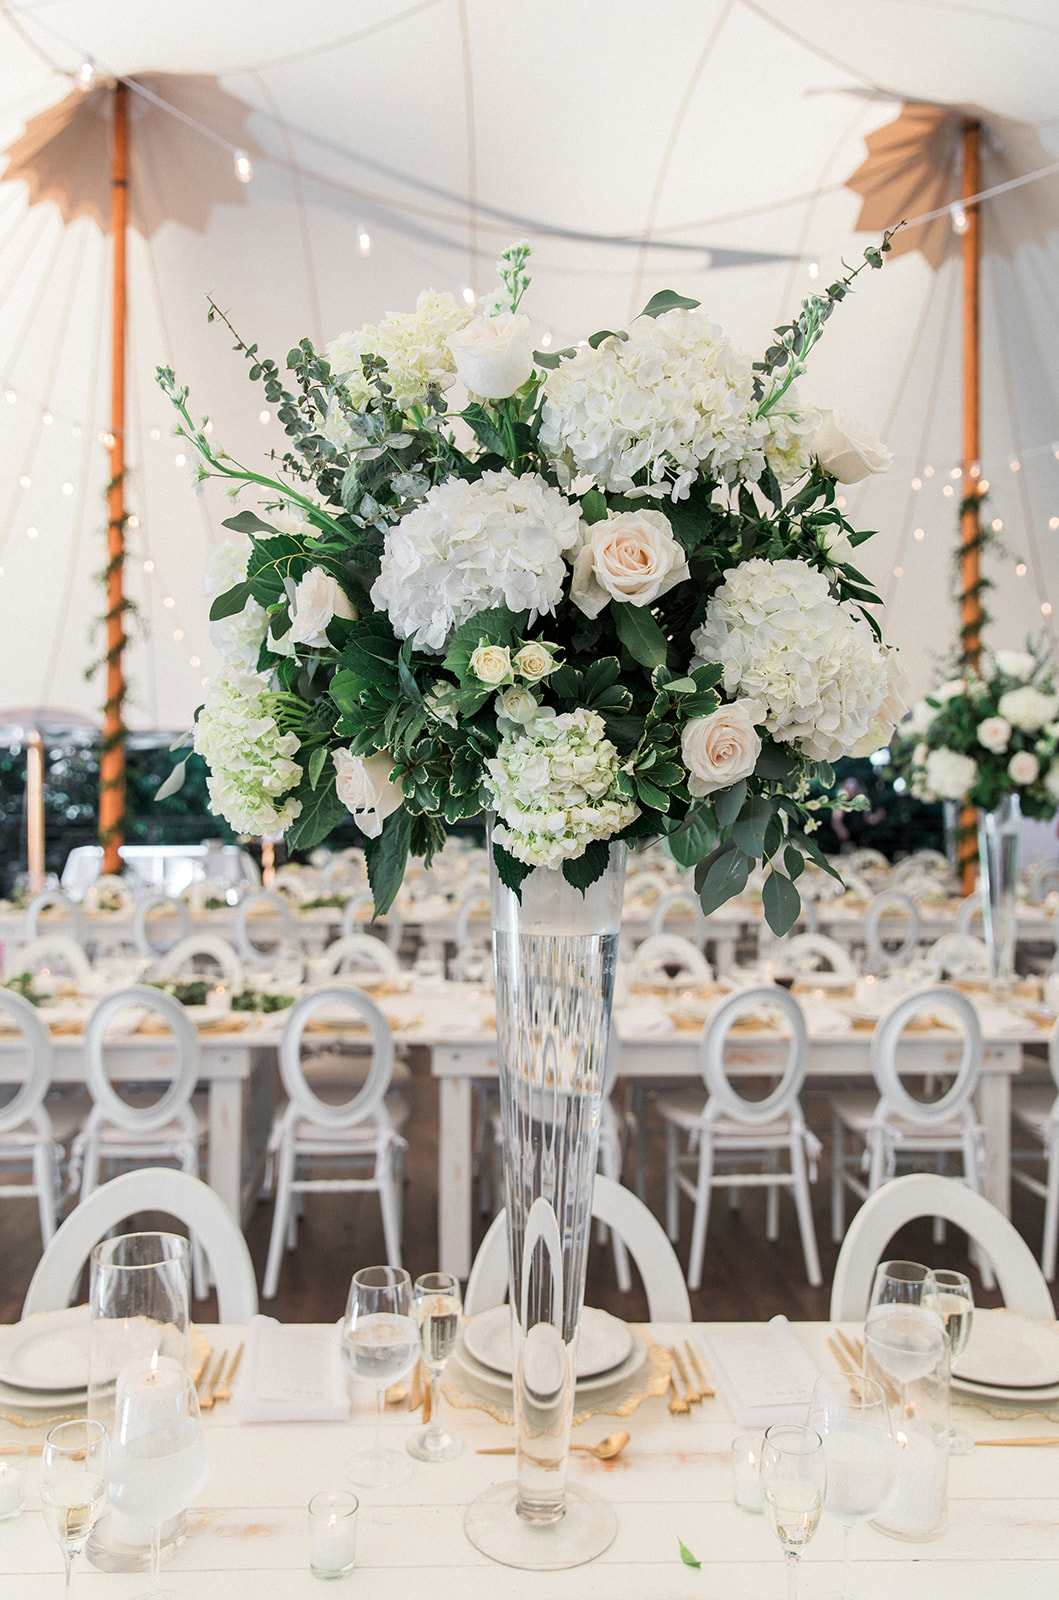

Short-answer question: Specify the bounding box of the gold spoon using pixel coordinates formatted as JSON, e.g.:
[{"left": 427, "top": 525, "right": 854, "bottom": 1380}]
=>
[{"left": 477, "top": 1431, "right": 631, "bottom": 1461}]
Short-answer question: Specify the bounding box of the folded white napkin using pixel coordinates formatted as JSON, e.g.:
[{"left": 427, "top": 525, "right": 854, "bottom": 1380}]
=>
[
  {"left": 233, "top": 1316, "right": 349, "bottom": 1423},
  {"left": 800, "top": 1000, "right": 850, "bottom": 1036},
  {"left": 699, "top": 1315, "right": 821, "bottom": 1427},
  {"left": 613, "top": 1004, "right": 676, "bottom": 1037},
  {"left": 973, "top": 1004, "right": 1037, "bottom": 1038}
]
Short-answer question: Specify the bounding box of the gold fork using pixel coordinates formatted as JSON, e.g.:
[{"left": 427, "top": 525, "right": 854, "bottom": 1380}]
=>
[
  {"left": 212, "top": 1343, "right": 243, "bottom": 1405},
  {"left": 669, "top": 1346, "right": 698, "bottom": 1407},
  {"left": 667, "top": 1375, "right": 690, "bottom": 1415},
  {"left": 684, "top": 1342, "right": 715, "bottom": 1399},
  {"left": 199, "top": 1351, "right": 228, "bottom": 1411}
]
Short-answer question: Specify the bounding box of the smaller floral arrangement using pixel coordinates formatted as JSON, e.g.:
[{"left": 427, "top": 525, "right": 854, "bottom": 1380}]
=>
[{"left": 893, "top": 648, "right": 1059, "bottom": 816}]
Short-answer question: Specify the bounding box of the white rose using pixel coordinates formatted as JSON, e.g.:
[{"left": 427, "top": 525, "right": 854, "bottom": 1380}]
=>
[
  {"left": 1009, "top": 750, "right": 1040, "bottom": 785},
  {"left": 513, "top": 641, "right": 558, "bottom": 682},
  {"left": 992, "top": 650, "right": 1037, "bottom": 681},
  {"left": 924, "top": 747, "right": 977, "bottom": 801},
  {"left": 977, "top": 716, "right": 1012, "bottom": 754},
  {"left": 813, "top": 410, "right": 892, "bottom": 483},
  {"left": 681, "top": 700, "right": 764, "bottom": 798},
  {"left": 570, "top": 509, "right": 690, "bottom": 619},
  {"left": 469, "top": 643, "right": 513, "bottom": 685},
  {"left": 998, "top": 686, "right": 1059, "bottom": 732},
  {"left": 332, "top": 749, "right": 403, "bottom": 839},
  {"left": 496, "top": 686, "right": 539, "bottom": 725},
  {"left": 447, "top": 312, "right": 534, "bottom": 400},
  {"left": 912, "top": 742, "right": 930, "bottom": 767},
  {"left": 818, "top": 524, "right": 856, "bottom": 565},
  {"left": 288, "top": 568, "right": 356, "bottom": 649},
  {"left": 935, "top": 678, "right": 970, "bottom": 703}
]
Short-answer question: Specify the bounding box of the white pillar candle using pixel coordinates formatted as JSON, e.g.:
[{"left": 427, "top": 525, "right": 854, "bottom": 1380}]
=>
[
  {"left": 308, "top": 1490, "right": 358, "bottom": 1578},
  {"left": 114, "top": 1353, "right": 186, "bottom": 1430},
  {"left": 0, "top": 1445, "right": 27, "bottom": 1519}
]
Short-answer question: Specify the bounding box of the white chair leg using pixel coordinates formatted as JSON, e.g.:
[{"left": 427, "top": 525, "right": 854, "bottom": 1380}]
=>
[
  {"left": 686, "top": 1138, "right": 715, "bottom": 1293},
  {"left": 831, "top": 1114, "right": 846, "bottom": 1243},
  {"left": 1043, "top": 1144, "right": 1059, "bottom": 1280},
  {"left": 790, "top": 1137, "right": 823, "bottom": 1288},
  {"left": 963, "top": 1139, "right": 996, "bottom": 1290},
  {"left": 665, "top": 1123, "right": 680, "bottom": 1242},
  {"left": 765, "top": 1153, "right": 780, "bottom": 1240},
  {"left": 378, "top": 1163, "right": 403, "bottom": 1270},
  {"left": 32, "top": 1143, "right": 57, "bottom": 1246},
  {"left": 263, "top": 1139, "right": 296, "bottom": 1300}
]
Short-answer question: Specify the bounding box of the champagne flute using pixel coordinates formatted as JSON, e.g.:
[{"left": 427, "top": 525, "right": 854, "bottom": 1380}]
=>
[
  {"left": 342, "top": 1265, "right": 420, "bottom": 1488},
  {"left": 760, "top": 1424, "right": 827, "bottom": 1600},
  {"left": 808, "top": 1373, "right": 897, "bottom": 1598},
  {"left": 40, "top": 1419, "right": 109, "bottom": 1598},
  {"left": 407, "top": 1271, "right": 463, "bottom": 1463},
  {"left": 924, "top": 1267, "right": 975, "bottom": 1454},
  {"left": 107, "top": 1356, "right": 208, "bottom": 1598}
]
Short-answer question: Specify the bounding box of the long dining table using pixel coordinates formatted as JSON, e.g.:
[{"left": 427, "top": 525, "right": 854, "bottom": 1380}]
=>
[{"left": 3, "top": 1319, "right": 1056, "bottom": 1597}]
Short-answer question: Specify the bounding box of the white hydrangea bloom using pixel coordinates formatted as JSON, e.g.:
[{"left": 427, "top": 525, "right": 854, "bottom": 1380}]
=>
[
  {"left": 370, "top": 469, "right": 582, "bottom": 652},
  {"left": 991, "top": 650, "right": 1037, "bottom": 681},
  {"left": 486, "top": 707, "right": 639, "bottom": 867},
  {"left": 193, "top": 666, "right": 303, "bottom": 835},
  {"left": 762, "top": 396, "right": 821, "bottom": 484},
  {"left": 540, "top": 309, "right": 785, "bottom": 493},
  {"left": 997, "top": 685, "right": 1059, "bottom": 732},
  {"left": 203, "top": 540, "right": 268, "bottom": 671},
  {"left": 321, "top": 291, "right": 472, "bottom": 446},
  {"left": 923, "top": 747, "right": 977, "bottom": 801},
  {"left": 690, "top": 558, "right": 890, "bottom": 763}
]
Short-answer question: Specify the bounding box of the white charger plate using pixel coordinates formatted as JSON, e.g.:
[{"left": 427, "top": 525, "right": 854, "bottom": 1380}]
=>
[
  {"left": 952, "top": 1309, "right": 1059, "bottom": 1390},
  {"left": 463, "top": 1305, "right": 633, "bottom": 1379},
  {"left": 0, "top": 1304, "right": 96, "bottom": 1391},
  {"left": 453, "top": 1323, "right": 647, "bottom": 1399}
]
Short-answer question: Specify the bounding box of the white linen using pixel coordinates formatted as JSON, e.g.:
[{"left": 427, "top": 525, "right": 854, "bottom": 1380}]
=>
[
  {"left": 233, "top": 1315, "right": 349, "bottom": 1423},
  {"left": 699, "top": 1313, "right": 822, "bottom": 1426}
]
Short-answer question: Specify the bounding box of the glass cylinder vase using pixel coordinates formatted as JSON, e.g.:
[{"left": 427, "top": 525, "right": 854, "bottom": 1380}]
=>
[
  {"left": 463, "top": 834, "right": 625, "bottom": 1570},
  {"left": 977, "top": 792, "right": 1021, "bottom": 990}
]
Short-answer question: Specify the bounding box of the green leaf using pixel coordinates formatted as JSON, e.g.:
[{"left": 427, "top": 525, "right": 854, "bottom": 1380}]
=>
[
  {"left": 714, "top": 780, "right": 747, "bottom": 830},
  {"left": 639, "top": 289, "right": 701, "bottom": 319},
  {"left": 284, "top": 776, "right": 348, "bottom": 852},
  {"left": 612, "top": 603, "right": 669, "bottom": 670},
  {"left": 307, "top": 747, "right": 328, "bottom": 791},
  {"left": 763, "top": 813, "right": 783, "bottom": 859},
  {"left": 791, "top": 828, "right": 844, "bottom": 884},
  {"left": 154, "top": 757, "right": 189, "bottom": 802},
  {"left": 580, "top": 489, "right": 609, "bottom": 526},
  {"left": 699, "top": 844, "right": 750, "bottom": 916},
  {"left": 732, "top": 795, "right": 771, "bottom": 857},
  {"left": 492, "top": 841, "right": 532, "bottom": 898},
  {"left": 562, "top": 839, "right": 611, "bottom": 892},
  {"left": 208, "top": 581, "right": 253, "bottom": 622},
  {"left": 364, "top": 807, "right": 412, "bottom": 915},
  {"left": 678, "top": 1538, "right": 702, "bottom": 1570},
  {"left": 635, "top": 776, "right": 670, "bottom": 811},
  {"left": 582, "top": 656, "right": 622, "bottom": 703},
  {"left": 222, "top": 510, "right": 278, "bottom": 536},
  {"left": 666, "top": 807, "right": 718, "bottom": 870},
  {"left": 532, "top": 346, "right": 577, "bottom": 368},
  {"left": 784, "top": 843, "right": 805, "bottom": 880},
  {"left": 754, "top": 743, "right": 799, "bottom": 782},
  {"left": 763, "top": 869, "right": 802, "bottom": 935},
  {"left": 463, "top": 403, "right": 507, "bottom": 457}
]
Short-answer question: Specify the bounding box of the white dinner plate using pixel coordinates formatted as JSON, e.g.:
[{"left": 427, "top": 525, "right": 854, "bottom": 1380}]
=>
[
  {"left": 0, "top": 1305, "right": 96, "bottom": 1391},
  {"left": 952, "top": 1310, "right": 1059, "bottom": 1390},
  {"left": 0, "top": 1373, "right": 89, "bottom": 1410},
  {"left": 463, "top": 1305, "right": 633, "bottom": 1379},
  {"left": 951, "top": 1371, "right": 1059, "bottom": 1404},
  {"left": 452, "top": 1322, "right": 647, "bottom": 1399}
]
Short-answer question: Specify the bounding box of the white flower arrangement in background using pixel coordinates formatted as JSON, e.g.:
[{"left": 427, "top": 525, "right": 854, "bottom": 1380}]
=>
[{"left": 193, "top": 666, "right": 303, "bottom": 835}]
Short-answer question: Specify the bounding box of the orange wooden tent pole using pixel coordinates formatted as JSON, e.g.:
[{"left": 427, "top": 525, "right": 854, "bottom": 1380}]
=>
[
  {"left": 959, "top": 117, "right": 982, "bottom": 896},
  {"left": 99, "top": 80, "right": 128, "bottom": 874}
]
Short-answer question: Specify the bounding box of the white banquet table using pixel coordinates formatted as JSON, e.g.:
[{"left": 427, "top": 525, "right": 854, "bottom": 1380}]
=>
[{"left": 2, "top": 1321, "right": 1057, "bottom": 1597}]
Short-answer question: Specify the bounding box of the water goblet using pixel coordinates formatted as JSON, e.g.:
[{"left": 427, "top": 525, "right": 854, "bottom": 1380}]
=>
[
  {"left": 40, "top": 1419, "right": 109, "bottom": 1598},
  {"left": 107, "top": 1356, "right": 208, "bottom": 1598},
  {"left": 808, "top": 1373, "right": 897, "bottom": 1598},
  {"left": 761, "top": 1424, "right": 827, "bottom": 1600},
  {"left": 867, "top": 1259, "right": 930, "bottom": 1314},
  {"left": 924, "top": 1267, "right": 975, "bottom": 1454},
  {"left": 407, "top": 1271, "right": 463, "bottom": 1463},
  {"left": 342, "top": 1265, "right": 420, "bottom": 1488}
]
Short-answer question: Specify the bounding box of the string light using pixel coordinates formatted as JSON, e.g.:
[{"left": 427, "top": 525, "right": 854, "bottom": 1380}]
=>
[
  {"left": 539, "top": 330, "right": 553, "bottom": 350},
  {"left": 357, "top": 227, "right": 371, "bottom": 256},
  {"left": 26, "top": 526, "right": 38, "bottom": 540},
  {"left": 978, "top": 479, "right": 990, "bottom": 493},
  {"left": 77, "top": 57, "right": 96, "bottom": 92},
  {"left": 41, "top": 410, "right": 53, "bottom": 426},
  {"left": 71, "top": 425, "right": 81, "bottom": 438},
  {"left": 836, "top": 495, "right": 847, "bottom": 510},
  {"left": 991, "top": 518, "right": 1003, "bottom": 532},
  {"left": 201, "top": 677, "right": 210, "bottom": 688},
  {"left": 127, "top": 515, "right": 139, "bottom": 528},
  {"left": 4, "top": 389, "right": 15, "bottom": 405},
  {"left": 173, "top": 628, "right": 184, "bottom": 641},
  {"left": 970, "top": 462, "right": 981, "bottom": 478},
  {"left": 911, "top": 476, "right": 922, "bottom": 490},
  {"left": 258, "top": 410, "right": 270, "bottom": 425},
  {"left": 61, "top": 482, "right": 73, "bottom": 496},
  {"left": 98, "top": 430, "right": 114, "bottom": 448},
  {"left": 461, "top": 286, "right": 477, "bottom": 307},
  {"left": 892, "top": 565, "right": 904, "bottom": 578},
  {"left": 949, "top": 203, "right": 969, "bottom": 234},
  {"left": 1011, "top": 457, "right": 1022, "bottom": 472},
  {"left": 189, "top": 655, "right": 200, "bottom": 668},
  {"left": 949, "top": 466, "right": 961, "bottom": 480},
  {"left": 924, "top": 466, "right": 935, "bottom": 478},
  {"left": 1050, "top": 517, "right": 1059, "bottom": 530},
  {"left": 943, "top": 484, "right": 955, "bottom": 498},
  {"left": 149, "top": 427, "right": 161, "bottom": 441},
  {"left": 233, "top": 149, "right": 253, "bottom": 184},
  {"left": 1016, "top": 563, "right": 1028, "bottom": 576},
  {"left": 807, "top": 260, "right": 819, "bottom": 280},
  {"left": 143, "top": 559, "right": 155, "bottom": 572},
  {"left": 913, "top": 527, "right": 925, "bottom": 541},
  {"left": 174, "top": 453, "right": 186, "bottom": 466},
  {"left": 163, "top": 596, "right": 175, "bottom": 609},
  {"left": 1043, "top": 602, "right": 1053, "bottom": 616},
  {"left": 18, "top": 475, "right": 30, "bottom": 489}
]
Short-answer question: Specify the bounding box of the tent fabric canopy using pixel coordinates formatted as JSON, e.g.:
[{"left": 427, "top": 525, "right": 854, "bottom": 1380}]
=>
[{"left": 0, "top": 0, "right": 1057, "bottom": 731}]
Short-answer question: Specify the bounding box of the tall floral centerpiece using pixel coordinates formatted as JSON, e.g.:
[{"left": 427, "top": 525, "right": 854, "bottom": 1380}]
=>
[
  {"left": 894, "top": 649, "right": 1059, "bottom": 983},
  {"left": 161, "top": 241, "right": 899, "bottom": 1568}
]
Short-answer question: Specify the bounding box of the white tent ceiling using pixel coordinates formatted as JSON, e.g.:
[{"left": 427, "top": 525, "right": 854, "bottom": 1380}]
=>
[{"left": 1, "top": 0, "right": 1058, "bottom": 730}]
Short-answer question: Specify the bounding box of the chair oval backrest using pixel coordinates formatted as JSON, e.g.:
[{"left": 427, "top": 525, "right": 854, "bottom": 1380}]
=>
[
  {"left": 631, "top": 933, "right": 712, "bottom": 984},
  {"left": 322, "top": 850, "right": 368, "bottom": 896},
  {"left": 830, "top": 1173, "right": 1054, "bottom": 1322},
  {"left": 152, "top": 934, "right": 244, "bottom": 993},
  {"left": 649, "top": 889, "right": 708, "bottom": 942},
  {"left": 83, "top": 874, "right": 138, "bottom": 916},
  {"left": 0, "top": 987, "right": 53, "bottom": 1132},
  {"left": 464, "top": 1175, "right": 692, "bottom": 1322},
  {"left": 23, "top": 891, "right": 83, "bottom": 943},
  {"left": 700, "top": 986, "right": 808, "bottom": 1125},
  {"left": 132, "top": 895, "right": 191, "bottom": 958},
  {"left": 235, "top": 890, "right": 292, "bottom": 960},
  {"left": 870, "top": 987, "right": 982, "bottom": 1127},
  {"left": 782, "top": 932, "right": 856, "bottom": 980},
  {"left": 623, "top": 870, "right": 673, "bottom": 910},
  {"left": 317, "top": 933, "right": 400, "bottom": 978},
  {"left": 340, "top": 891, "right": 403, "bottom": 953},
  {"left": 84, "top": 986, "right": 200, "bottom": 1132},
  {"left": 279, "top": 985, "right": 395, "bottom": 1129},
  {"left": 1029, "top": 861, "right": 1059, "bottom": 904},
  {"left": 956, "top": 893, "right": 986, "bottom": 939},
  {"left": 864, "top": 889, "right": 920, "bottom": 968},
  {"left": 6, "top": 935, "right": 92, "bottom": 986},
  {"left": 454, "top": 891, "right": 491, "bottom": 950},
  {"left": 22, "top": 1168, "right": 258, "bottom": 1323},
  {"left": 926, "top": 932, "right": 990, "bottom": 982}
]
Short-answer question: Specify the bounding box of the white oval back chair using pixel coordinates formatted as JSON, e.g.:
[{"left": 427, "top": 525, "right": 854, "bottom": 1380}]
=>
[
  {"left": 5, "top": 935, "right": 92, "bottom": 987},
  {"left": 23, "top": 891, "right": 83, "bottom": 944},
  {"left": 340, "top": 891, "right": 403, "bottom": 954},
  {"left": 151, "top": 934, "right": 245, "bottom": 994},
  {"left": 132, "top": 894, "right": 191, "bottom": 958},
  {"left": 0, "top": 987, "right": 60, "bottom": 1245},
  {"left": 235, "top": 890, "right": 293, "bottom": 961},
  {"left": 864, "top": 889, "right": 921, "bottom": 973}
]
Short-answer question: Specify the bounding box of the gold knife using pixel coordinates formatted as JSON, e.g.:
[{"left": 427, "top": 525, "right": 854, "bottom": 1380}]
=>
[
  {"left": 213, "top": 1343, "right": 243, "bottom": 1404},
  {"left": 977, "top": 1437, "right": 1059, "bottom": 1446},
  {"left": 199, "top": 1351, "right": 228, "bottom": 1411},
  {"left": 684, "top": 1342, "right": 715, "bottom": 1399},
  {"left": 409, "top": 1359, "right": 423, "bottom": 1412},
  {"left": 669, "top": 1345, "right": 698, "bottom": 1406}
]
